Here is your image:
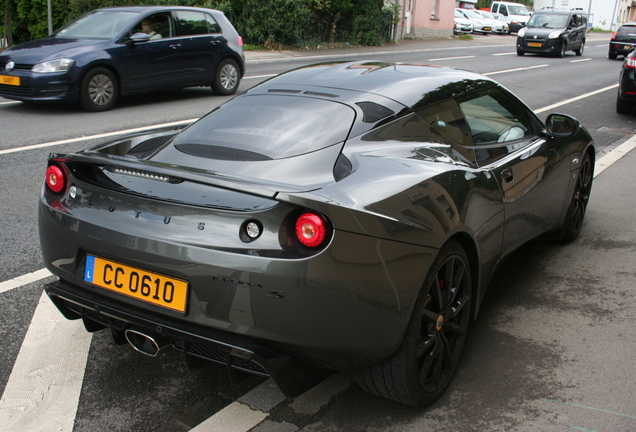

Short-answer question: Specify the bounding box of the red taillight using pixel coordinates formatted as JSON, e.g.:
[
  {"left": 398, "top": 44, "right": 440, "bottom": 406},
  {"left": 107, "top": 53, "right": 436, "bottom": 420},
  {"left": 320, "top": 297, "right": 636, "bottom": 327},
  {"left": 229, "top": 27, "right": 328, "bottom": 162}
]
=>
[
  {"left": 626, "top": 57, "right": 636, "bottom": 69},
  {"left": 611, "top": 31, "right": 618, "bottom": 41},
  {"left": 238, "top": 35, "right": 243, "bottom": 47},
  {"left": 294, "top": 212, "right": 329, "bottom": 248},
  {"left": 45, "top": 164, "right": 66, "bottom": 193}
]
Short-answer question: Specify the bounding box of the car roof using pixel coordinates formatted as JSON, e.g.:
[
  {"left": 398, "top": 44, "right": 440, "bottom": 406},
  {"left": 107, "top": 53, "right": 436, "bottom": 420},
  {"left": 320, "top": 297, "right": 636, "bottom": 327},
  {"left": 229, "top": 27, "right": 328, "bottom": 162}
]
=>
[
  {"left": 96, "top": 5, "right": 221, "bottom": 14},
  {"left": 249, "top": 61, "right": 497, "bottom": 110}
]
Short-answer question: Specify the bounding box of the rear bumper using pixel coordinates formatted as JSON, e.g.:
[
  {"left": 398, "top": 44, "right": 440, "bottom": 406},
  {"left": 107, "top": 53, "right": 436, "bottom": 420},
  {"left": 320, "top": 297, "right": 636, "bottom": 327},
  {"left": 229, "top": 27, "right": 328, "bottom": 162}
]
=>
[
  {"left": 44, "top": 278, "right": 329, "bottom": 396},
  {"left": 610, "top": 42, "right": 635, "bottom": 57}
]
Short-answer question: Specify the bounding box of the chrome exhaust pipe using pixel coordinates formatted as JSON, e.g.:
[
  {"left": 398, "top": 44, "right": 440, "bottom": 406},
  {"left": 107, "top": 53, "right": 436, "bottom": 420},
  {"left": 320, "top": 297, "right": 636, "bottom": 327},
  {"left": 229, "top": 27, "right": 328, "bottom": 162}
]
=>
[{"left": 125, "top": 328, "right": 170, "bottom": 357}]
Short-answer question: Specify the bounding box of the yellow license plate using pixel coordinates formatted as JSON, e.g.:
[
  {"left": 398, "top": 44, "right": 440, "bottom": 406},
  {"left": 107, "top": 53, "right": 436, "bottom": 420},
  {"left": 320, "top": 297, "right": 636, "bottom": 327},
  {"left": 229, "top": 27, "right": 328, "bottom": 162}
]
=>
[
  {"left": 528, "top": 42, "right": 542, "bottom": 47},
  {"left": 84, "top": 255, "right": 188, "bottom": 313},
  {"left": 0, "top": 75, "right": 20, "bottom": 86},
  {"left": 484, "top": 27, "right": 492, "bottom": 31}
]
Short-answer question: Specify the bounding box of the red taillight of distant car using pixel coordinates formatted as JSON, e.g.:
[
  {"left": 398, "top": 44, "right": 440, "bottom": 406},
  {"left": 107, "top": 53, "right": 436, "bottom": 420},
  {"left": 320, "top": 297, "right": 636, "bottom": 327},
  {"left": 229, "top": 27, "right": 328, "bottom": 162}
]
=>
[
  {"left": 45, "top": 164, "right": 67, "bottom": 193},
  {"left": 611, "top": 31, "right": 617, "bottom": 41},
  {"left": 295, "top": 212, "right": 329, "bottom": 248}
]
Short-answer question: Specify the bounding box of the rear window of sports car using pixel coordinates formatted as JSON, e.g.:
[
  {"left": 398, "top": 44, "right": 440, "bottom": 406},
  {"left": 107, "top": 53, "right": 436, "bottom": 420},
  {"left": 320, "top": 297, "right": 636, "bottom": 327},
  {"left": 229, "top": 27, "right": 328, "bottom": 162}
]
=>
[{"left": 171, "top": 95, "right": 356, "bottom": 161}]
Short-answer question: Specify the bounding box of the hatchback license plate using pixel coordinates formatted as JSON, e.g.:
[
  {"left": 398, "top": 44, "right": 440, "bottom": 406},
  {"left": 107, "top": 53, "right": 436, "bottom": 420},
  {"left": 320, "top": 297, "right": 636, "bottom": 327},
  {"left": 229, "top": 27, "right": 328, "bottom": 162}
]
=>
[
  {"left": 84, "top": 255, "right": 188, "bottom": 312},
  {"left": 528, "top": 42, "right": 542, "bottom": 47},
  {"left": 0, "top": 75, "right": 20, "bottom": 86}
]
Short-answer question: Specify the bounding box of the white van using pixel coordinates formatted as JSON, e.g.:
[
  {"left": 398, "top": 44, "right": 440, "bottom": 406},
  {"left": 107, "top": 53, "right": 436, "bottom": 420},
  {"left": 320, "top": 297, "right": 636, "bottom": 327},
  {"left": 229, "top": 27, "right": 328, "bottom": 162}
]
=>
[{"left": 490, "top": 1, "right": 531, "bottom": 33}]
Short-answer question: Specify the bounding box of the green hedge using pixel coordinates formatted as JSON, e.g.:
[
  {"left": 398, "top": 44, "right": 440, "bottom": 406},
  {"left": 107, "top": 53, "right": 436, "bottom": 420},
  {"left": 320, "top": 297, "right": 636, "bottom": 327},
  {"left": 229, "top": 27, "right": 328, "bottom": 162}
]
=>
[{"left": 1, "top": 0, "right": 399, "bottom": 47}]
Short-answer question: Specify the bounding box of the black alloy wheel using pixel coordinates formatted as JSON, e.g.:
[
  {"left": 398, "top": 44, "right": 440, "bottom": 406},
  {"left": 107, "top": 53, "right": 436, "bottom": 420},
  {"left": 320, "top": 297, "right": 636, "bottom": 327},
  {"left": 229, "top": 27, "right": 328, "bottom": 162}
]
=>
[
  {"left": 355, "top": 240, "right": 472, "bottom": 406},
  {"left": 517, "top": 49, "right": 525, "bottom": 56},
  {"left": 80, "top": 67, "right": 118, "bottom": 112},
  {"left": 212, "top": 58, "right": 240, "bottom": 96},
  {"left": 617, "top": 93, "right": 633, "bottom": 114},
  {"left": 562, "top": 153, "right": 593, "bottom": 241}
]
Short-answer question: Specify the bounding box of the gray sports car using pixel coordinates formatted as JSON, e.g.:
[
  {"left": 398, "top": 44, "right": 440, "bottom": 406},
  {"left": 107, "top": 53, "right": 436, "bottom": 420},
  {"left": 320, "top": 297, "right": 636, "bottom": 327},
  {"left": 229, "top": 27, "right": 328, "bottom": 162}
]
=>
[{"left": 39, "top": 61, "right": 594, "bottom": 406}]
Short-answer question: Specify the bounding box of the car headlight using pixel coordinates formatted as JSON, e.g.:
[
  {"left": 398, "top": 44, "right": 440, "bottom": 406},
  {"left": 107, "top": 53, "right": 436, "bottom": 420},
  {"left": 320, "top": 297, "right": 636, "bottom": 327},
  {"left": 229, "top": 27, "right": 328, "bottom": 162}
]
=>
[
  {"left": 518, "top": 28, "right": 526, "bottom": 37},
  {"left": 32, "top": 58, "right": 75, "bottom": 73},
  {"left": 548, "top": 31, "right": 561, "bottom": 39}
]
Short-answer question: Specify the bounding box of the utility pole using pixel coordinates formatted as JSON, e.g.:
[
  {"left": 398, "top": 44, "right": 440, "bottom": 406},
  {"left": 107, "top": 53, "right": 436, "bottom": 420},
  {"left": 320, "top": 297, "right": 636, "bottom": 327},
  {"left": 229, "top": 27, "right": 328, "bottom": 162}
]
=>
[
  {"left": 47, "top": 0, "right": 52, "bottom": 34},
  {"left": 3, "top": 0, "right": 12, "bottom": 48}
]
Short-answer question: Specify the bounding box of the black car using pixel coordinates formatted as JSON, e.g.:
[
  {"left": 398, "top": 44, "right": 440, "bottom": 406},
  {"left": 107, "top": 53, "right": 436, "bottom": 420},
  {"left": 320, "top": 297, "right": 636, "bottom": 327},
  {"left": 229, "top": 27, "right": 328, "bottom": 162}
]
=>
[
  {"left": 609, "top": 23, "right": 636, "bottom": 60},
  {"left": 0, "top": 6, "right": 244, "bottom": 111},
  {"left": 39, "top": 61, "right": 595, "bottom": 406},
  {"left": 517, "top": 7, "right": 587, "bottom": 57},
  {"left": 617, "top": 50, "right": 636, "bottom": 113}
]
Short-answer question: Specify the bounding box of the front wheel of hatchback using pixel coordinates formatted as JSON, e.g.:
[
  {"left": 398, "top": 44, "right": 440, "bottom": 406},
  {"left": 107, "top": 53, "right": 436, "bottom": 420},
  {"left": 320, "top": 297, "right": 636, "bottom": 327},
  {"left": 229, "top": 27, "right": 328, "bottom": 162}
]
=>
[
  {"left": 575, "top": 40, "right": 585, "bottom": 56},
  {"left": 355, "top": 240, "right": 472, "bottom": 406},
  {"left": 517, "top": 49, "right": 525, "bottom": 56},
  {"left": 561, "top": 152, "right": 593, "bottom": 241},
  {"left": 212, "top": 58, "right": 240, "bottom": 96},
  {"left": 80, "top": 67, "right": 118, "bottom": 112}
]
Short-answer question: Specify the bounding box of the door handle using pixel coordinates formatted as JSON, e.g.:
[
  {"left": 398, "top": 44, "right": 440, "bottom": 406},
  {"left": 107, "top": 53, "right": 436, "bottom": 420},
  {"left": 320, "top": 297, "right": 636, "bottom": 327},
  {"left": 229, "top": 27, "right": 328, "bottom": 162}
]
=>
[
  {"left": 501, "top": 169, "right": 514, "bottom": 183},
  {"left": 169, "top": 44, "right": 181, "bottom": 49}
]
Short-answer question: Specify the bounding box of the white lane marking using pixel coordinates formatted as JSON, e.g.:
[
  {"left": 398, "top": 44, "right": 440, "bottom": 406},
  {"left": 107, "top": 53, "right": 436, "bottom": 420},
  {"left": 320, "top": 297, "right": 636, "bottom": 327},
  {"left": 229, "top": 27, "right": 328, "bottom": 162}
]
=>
[
  {"left": 427, "top": 55, "right": 476, "bottom": 61},
  {"left": 191, "top": 402, "right": 268, "bottom": 432},
  {"left": 493, "top": 52, "right": 517, "bottom": 56},
  {"left": 0, "top": 269, "right": 51, "bottom": 294},
  {"left": 571, "top": 58, "right": 592, "bottom": 63},
  {"left": 0, "top": 101, "right": 20, "bottom": 105},
  {"left": 484, "top": 64, "right": 549, "bottom": 75},
  {"left": 244, "top": 74, "right": 276, "bottom": 79},
  {"left": 0, "top": 292, "right": 92, "bottom": 432},
  {"left": 594, "top": 133, "right": 636, "bottom": 177},
  {"left": 534, "top": 84, "right": 618, "bottom": 113},
  {"left": 0, "top": 119, "right": 197, "bottom": 155}
]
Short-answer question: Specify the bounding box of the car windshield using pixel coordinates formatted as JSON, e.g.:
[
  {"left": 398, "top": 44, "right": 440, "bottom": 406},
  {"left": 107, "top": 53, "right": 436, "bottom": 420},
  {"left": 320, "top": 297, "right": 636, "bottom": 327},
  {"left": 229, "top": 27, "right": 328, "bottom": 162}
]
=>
[
  {"left": 527, "top": 13, "right": 568, "bottom": 29},
  {"left": 455, "top": 10, "right": 464, "bottom": 18},
  {"left": 618, "top": 25, "right": 636, "bottom": 36},
  {"left": 481, "top": 11, "right": 496, "bottom": 19},
  {"left": 508, "top": 6, "right": 529, "bottom": 15},
  {"left": 464, "top": 10, "right": 481, "bottom": 19},
  {"left": 54, "top": 11, "right": 139, "bottom": 39},
  {"left": 171, "top": 95, "right": 356, "bottom": 160}
]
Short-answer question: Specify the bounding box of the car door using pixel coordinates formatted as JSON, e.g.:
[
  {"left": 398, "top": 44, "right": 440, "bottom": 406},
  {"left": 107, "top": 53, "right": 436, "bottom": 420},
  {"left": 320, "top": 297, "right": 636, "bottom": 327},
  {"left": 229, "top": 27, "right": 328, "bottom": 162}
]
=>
[
  {"left": 456, "top": 86, "right": 572, "bottom": 255},
  {"left": 172, "top": 10, "right": 222, "bottom": 85},
  {"left": 117, "top": 12, "right": 185, "bottom": 92}
]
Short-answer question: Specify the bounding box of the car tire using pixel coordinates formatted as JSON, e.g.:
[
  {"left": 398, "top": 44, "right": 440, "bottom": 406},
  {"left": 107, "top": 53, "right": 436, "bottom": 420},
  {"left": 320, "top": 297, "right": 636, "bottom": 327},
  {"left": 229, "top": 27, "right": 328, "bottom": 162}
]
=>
[
  {"left": 80, "top": 67, "right": 118, "bottom": 112},
  {"left": 517, "top": 49, "right": 525, "bottom": 56},
  {"left": 560, "top": 152, "right": 593, "bottom": 241},
  {"left": 575, "top": 40, "right": 584, "bottom": 56},
  {"left": 558, "top": 42, "right": 567, "bottom": 58},
  {"left": 355, "top": 239, "right": 472, "bottom": 406},
  {"left": 616, "top": 93, "right": 632, "bottom": 114},
  {"left": 609, "top": 51, "right": 618, "bottom": 60},
  {"left": 212, "top": 58, "right": 240, "bottom": 96}
]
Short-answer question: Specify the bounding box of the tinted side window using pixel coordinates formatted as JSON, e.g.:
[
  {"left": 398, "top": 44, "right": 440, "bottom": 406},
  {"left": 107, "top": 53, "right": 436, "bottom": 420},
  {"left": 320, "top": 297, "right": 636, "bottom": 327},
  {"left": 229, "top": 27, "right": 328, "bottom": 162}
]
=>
[
  {"left": 206, "top": 14, "right": 221, "bottom": 33},
  {"left": 177, "top": 11, "right": 211, "bottom": 35},
  {"left": 457, "top": 87, "right": 532, "bottom": 146}
]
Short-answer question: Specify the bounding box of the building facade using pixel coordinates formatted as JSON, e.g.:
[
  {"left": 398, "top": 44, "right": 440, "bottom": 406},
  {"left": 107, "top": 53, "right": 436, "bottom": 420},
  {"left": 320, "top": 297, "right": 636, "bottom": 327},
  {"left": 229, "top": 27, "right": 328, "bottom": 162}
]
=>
[
  {"left": 394, "top": 0, "right": 455, "bottom": 39},
  {"left": 533, "top": 0, "right": 636, "bottom": 30}
]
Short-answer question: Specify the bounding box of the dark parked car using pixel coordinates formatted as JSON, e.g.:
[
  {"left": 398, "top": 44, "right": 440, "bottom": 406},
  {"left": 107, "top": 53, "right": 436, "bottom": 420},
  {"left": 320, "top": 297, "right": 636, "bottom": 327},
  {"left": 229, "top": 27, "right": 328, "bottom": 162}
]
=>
[
  {"left": 0, "top": 6, "right": 244, "bottom": 111},
  {"left": 39, "top": 61, "right": 595, "bottom": 405},
  {"left": 517, "top": 7, "right": 587, "bottom": 57},
  {"left": 617, "top": 50, "right": 636, "bottom": 113},
  {"left": 609, "top": 23, "right": 636, "bottom": 60}
]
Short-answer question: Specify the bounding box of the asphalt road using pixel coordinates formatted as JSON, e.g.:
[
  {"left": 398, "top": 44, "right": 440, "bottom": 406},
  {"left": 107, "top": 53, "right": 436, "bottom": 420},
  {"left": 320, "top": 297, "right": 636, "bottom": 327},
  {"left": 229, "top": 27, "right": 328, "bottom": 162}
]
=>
[{"left": 1, "top": 32, "right": 636, "bottom": 432}]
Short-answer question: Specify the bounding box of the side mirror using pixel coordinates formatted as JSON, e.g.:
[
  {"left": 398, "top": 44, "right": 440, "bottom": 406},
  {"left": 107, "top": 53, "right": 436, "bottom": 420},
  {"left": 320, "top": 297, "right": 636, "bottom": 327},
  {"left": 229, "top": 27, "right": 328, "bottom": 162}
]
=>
[
  {"left": 545, "top": 113, "right": 580, "bottom": 138},
  {"left": 128, "top": 32, "right": 150, "bottom": 44}
]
